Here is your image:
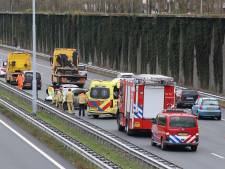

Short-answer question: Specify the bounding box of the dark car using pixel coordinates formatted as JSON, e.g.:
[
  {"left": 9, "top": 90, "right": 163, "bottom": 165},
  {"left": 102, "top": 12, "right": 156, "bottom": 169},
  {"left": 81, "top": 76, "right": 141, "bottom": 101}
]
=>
[
  {"left": 23, "top": 71, "right": 42, "bottom": 90},
  {"left": 176, "top": 89, "right": 199, "bottom": 108}
]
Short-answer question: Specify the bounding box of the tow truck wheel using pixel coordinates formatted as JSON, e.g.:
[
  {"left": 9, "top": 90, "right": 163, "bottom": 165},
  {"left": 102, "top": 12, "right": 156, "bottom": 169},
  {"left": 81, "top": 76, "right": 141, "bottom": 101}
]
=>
[
  {"left": 160, "top": 139, "right": 167, "bottom": 150},
  {"left": 117, "top": 113, "right": 125, "bottom": 131},
  {"left": 191, "top": 145, "right": 198, "bottom": 152},
  {"left": 93, "top": 115, "right": 99, "bottom": 119}
]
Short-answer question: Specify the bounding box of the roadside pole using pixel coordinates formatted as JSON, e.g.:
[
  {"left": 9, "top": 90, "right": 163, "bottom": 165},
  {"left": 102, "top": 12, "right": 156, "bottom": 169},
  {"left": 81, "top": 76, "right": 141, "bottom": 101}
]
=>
[{"left": 32, "top": 0, "right": 37, "bottom": 115}]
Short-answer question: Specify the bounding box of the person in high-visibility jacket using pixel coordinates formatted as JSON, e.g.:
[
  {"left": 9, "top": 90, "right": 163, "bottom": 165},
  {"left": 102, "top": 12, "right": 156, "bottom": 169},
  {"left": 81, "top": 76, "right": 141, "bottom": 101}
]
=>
[
  {"left": 78, "top": 92, "right": 88, "bottom": 116},
  {"left": 65, "top": 88, "right": 74, "bottom": 113},
  {"left": 16, "top": 73, "right": 24, "bottom": 90},
  {"left": 56, "top": 88, "right": 63, "bottom": 110},
  {"left": 53, "top": 89, "right": 59, "bottom": 106}
]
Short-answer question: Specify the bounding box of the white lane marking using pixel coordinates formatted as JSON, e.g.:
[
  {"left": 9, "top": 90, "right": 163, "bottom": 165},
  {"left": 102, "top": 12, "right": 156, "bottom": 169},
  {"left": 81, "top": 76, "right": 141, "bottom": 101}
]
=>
[
  {"left": 211, "top": 153, "right": 225, "bottom": 159},
  {"left": 37, "top": 63, "right": 50, "bottom": 69},
  {"left": 0, "top": 119, "right": 66, "bottom": 169}
]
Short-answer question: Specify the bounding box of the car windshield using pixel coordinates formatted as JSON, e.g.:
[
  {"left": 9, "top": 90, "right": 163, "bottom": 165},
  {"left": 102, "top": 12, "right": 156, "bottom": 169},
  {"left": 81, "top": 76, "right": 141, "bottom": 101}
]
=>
[
  {"left": 202, "top": 99, "right": 218, "bottom": 106},
  {"left": 25, "top": 72, "right": 41, "bottom": 79},
  {"left": 182, "top": 90, "right": 198, "bottom": 95},
  {"left": 121, "top": 75, "right": 133, "bottom": 78},
  {"left": 78, "top": 65, "right": 86, "bottom": 71},
  {"left": 90, "top": 87, "right": 110, "bottom": 99},
  {"left": 169, "top": 116, "right": 196, "bottom": 128},
  {"left": 73, "top": 90, "right": 86, "bottom": 96}
]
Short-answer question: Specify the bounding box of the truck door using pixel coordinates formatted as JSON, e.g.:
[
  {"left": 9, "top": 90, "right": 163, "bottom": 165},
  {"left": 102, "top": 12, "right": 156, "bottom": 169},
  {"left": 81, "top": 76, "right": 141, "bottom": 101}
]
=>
[{"left": 164, "top": 85, "right": 175, "bottom": 109}]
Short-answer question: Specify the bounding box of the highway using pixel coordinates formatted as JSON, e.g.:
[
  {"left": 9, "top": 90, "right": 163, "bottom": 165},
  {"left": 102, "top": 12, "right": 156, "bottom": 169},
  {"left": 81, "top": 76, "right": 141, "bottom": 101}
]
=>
[
  {"left": 1, "top": 48, "right": 225, "bottom": 169},
  {"left": 0, "top": 111, "right": 74, "bottom": 169}
]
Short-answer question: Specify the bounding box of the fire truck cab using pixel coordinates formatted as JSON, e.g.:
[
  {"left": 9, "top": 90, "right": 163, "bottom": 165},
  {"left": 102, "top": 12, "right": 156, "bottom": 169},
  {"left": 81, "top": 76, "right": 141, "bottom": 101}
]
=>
[{"left": 117, "top": 74, "right": 175, "bottom": 135}]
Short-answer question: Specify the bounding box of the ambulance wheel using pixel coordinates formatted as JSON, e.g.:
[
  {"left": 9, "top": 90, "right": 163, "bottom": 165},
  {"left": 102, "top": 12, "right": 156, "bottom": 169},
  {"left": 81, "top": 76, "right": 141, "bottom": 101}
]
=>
[
  {"left": 93, "top": 115, "right": 99, "bottom": 119},
  {"left": 117, "top": 113, "right": 125, "bottom": 131},
  {"left": 160, "top": 139, "right": 167, "bottom": 150},
  {"left": 125, "top": 121, "right": 133, "bottom": 136},
  {"left": 191, "top": 145, "right": 198, "bottom": 152}
]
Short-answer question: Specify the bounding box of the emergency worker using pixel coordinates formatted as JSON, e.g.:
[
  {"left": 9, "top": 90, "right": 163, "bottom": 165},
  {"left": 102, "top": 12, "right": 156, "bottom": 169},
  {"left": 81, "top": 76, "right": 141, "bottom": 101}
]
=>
[
  {"left": 57, "top": 88, "right": 63, "bottom": 110},
  {"left": 53, "top": 89, "right": 59, "bottom": 106},
  {"left": 16, "top": 73, "right": 24, "bottom": 90},
  {"left": 78, "top": 92, "right": 88, "bottom": 116},
  {"left": 66, "top": 88, "right": 74, "bottom": 114},
  {"left": 58, "top": 88, "right": 63, "bottom": 110},
  {"left": 47, "top": 86, "right": 55, "bottom": 97}
]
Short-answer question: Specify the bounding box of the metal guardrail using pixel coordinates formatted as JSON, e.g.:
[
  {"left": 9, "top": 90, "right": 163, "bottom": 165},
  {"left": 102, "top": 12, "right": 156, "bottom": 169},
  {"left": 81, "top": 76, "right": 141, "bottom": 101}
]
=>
[{"left": 0, "top": 80, "right": 181, "bottom": 169}]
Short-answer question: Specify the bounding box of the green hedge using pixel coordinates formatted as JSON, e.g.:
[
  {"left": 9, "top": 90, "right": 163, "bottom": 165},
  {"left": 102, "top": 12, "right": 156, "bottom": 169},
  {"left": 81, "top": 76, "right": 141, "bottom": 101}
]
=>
[{"left": 0, "top": 14, "right": 225, "bottom": 93}]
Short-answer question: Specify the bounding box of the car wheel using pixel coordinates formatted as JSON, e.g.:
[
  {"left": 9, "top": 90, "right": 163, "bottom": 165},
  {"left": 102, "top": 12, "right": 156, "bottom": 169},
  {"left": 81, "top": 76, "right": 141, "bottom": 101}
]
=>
[
  {"left": 197, "top": 111, "right": 201, "bottom": 119},
  {"left": 117, "top": 113, "right": 125, "bottom": 131},
  {"left": 160, "top": 138, "right": 167, "bottom": 150},
  {"left": 93, "top": 115, "right": 99, "bottom": 119},
  {"left": 191, "top": 145, "right": 198, "bottom": 152},
  {"left": 217, "top": 116, "right": 221, "bottom": 120},
  {"left": 151, "top": 135, "right": 157, "bottom": 146}
]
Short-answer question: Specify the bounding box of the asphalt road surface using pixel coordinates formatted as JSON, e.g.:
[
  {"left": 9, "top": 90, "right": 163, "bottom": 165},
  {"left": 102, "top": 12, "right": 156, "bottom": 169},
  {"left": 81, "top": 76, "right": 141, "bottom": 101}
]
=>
[
  {"left": 1, "top": 48, "right": 225, "bottom": 169},
  {"left": 0, "top": 112, "right": 75, "bottom": 169}
]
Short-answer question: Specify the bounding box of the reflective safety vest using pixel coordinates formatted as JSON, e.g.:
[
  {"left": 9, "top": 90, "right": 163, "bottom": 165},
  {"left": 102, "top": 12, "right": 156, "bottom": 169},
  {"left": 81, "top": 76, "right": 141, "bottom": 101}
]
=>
[
  {"left": 48, "top": 86, "right": 55, "bottom": 97},
  {"left": 66, "top": 91, "right": 74, "bottom": 103},
  {"left": 78, "top": 93, "right": 87, "bottom": 104}
]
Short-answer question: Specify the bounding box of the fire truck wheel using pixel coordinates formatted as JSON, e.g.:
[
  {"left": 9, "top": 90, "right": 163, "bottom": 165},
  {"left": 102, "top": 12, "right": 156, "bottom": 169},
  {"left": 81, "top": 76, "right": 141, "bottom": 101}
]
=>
[
  {"left": 160, "top": 138, "right": 167, "bottom": 150},
  {"left": 93, "top": 115, "right": 99, "bottom": 119},
  {"left": 117, "top": 113, "right": 125, "bottom": 131},
  {"left": 125, "top": 121, "right": 133, "bottom": 136}
]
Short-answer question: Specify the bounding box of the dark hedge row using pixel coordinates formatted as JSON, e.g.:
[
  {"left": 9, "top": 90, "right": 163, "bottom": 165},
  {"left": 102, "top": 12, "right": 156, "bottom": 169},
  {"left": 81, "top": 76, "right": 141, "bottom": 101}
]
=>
[{"left": 0, "top": 14, "right": 225, "bottom": 93}]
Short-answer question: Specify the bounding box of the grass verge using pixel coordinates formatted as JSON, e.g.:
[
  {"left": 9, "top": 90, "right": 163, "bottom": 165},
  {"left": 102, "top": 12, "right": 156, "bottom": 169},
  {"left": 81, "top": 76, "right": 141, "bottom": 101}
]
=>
[{"left": 0, "top": 89, "right": 145, "bottom": 169}]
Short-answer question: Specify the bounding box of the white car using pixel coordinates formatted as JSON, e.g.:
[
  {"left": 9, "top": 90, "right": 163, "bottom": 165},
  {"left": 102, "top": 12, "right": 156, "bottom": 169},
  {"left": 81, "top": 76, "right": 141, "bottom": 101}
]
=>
[
  {"left": 45, "top": 84, "right": 87, "bottom": 109},
  {"left": 78, "top": 64, "right": 87, "bottom": 77},
  {"left": 45, "top": 84, "right": 79, "bottom": 102},
  {"left": 0, "top": 67, "right": 6, "bottom": 78},
  {"left": 117, "top": 72, "right": 134, "bottom": 79}
]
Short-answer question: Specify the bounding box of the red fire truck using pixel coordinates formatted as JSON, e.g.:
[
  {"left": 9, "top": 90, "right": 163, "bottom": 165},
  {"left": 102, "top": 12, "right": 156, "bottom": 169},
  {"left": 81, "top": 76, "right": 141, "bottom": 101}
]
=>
[{"left": 117, "top": 74, "right": 175, "bottom": 135}]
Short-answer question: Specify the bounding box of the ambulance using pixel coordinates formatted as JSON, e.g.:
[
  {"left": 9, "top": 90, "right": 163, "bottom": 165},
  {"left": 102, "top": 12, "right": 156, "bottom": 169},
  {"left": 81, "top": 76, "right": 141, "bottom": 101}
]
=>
[
  {"left": 117, "top": 74, "right": 175, "bottom": 135},
  {"left": 87, "top": 80, "right": 119, "bottom": 118}
]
